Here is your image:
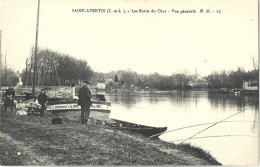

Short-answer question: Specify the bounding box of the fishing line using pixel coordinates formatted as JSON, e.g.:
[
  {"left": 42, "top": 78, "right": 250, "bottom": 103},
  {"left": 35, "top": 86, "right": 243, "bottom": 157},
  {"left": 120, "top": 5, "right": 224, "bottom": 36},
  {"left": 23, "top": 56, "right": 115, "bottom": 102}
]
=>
[
  {"left": 148, "top": 119, "right": 256, "bottom": 138},
  {"left": 171, "top": 135, "right": 258, "bottom": 142},
  {"left": 180, "top": 108, "right": 248, "bottom": 143}
]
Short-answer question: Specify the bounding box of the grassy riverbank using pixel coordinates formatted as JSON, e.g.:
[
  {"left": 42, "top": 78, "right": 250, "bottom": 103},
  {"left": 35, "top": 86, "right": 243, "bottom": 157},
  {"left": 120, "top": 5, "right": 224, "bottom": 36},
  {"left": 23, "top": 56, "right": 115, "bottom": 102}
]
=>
[{"left": 0, "top": 110, "right": 221, "bottom": 165}]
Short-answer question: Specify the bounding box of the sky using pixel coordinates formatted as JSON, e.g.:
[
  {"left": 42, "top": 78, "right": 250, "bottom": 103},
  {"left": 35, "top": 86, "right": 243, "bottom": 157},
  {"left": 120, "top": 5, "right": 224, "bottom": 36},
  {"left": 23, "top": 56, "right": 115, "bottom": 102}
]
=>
[{"left": 0, "top": 0, "right": 258, "bottom": 76}]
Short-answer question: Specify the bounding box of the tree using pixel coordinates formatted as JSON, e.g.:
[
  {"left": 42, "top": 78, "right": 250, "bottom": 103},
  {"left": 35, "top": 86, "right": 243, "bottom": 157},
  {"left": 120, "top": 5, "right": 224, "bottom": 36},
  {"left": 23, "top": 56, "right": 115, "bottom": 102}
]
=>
[
  {"left": 136, "top": 78, "right": 143, "bottom": 88},
  {"left": 21, "top": 47, "right": 93, "bottom": 86},
  {"left": 1, "top": 67, "right": 17, "bottom": 86},
  {"left": 114, "top": 74, "right": 119, "bottom": 83},
  {"left": 120, "top": 69, "right": 137, "bottom": 88}
]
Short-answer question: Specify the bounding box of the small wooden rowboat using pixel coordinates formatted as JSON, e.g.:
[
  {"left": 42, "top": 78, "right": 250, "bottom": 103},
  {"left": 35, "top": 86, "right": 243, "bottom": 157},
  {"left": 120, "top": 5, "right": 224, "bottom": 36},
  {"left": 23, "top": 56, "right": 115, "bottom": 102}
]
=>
[{"left": 107, "top": 119, "right": 167, "bottom": 138}]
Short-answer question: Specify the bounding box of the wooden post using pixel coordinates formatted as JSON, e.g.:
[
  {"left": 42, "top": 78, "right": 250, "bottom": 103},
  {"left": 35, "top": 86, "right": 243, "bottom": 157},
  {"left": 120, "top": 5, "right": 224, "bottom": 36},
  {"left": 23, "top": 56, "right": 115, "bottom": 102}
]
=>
[
  {"left": 0, "top": 30, "right": 1, "bottom": 90},
  {"left": 32, "top": 0, "right": 40, "bottom": 96}
]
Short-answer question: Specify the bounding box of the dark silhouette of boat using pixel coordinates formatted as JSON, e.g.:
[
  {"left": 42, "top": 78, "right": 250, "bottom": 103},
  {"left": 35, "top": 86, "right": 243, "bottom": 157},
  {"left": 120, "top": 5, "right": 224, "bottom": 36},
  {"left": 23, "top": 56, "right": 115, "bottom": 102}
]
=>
[{"left": 106, "top": 119, "right": 167, "bottom": 138}]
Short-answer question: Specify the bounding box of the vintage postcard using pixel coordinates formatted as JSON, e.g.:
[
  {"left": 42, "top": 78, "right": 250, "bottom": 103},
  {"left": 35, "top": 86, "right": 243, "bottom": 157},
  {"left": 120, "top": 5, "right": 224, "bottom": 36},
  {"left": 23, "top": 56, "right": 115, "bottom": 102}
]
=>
[{"left": 0, "top": 0, "right": 258, "bottom": 165}]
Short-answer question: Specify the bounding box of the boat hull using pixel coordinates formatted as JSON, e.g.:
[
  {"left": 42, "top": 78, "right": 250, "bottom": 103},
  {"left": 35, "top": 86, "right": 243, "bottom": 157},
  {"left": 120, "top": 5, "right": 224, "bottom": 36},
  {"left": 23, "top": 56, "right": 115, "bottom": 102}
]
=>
[
  {"left": 46, "top": 100, "right": 111, "bottom": 113},
  {"left": 127, "top": 127, "right": 167, "bottom": 137},
  {"left": 109, "top": 119, "right": 167, "bottom": 137}
]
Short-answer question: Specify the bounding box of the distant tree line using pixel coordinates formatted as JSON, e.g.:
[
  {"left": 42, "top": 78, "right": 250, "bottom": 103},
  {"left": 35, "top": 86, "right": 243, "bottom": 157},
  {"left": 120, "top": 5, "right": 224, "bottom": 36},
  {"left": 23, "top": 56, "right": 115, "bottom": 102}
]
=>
[
  {"left": 103, "top": 70, "right": 199, "bottom": 90},
  {"left": 207, "top": 68, "right": 259, "bottom": 89},
  {"left": 21, "top": 47, "right": 93, "bottom": 86},
  {"left": 2, "top": 47, "right": 258, "bottom": 91},
  {"left": 97, "top": 68, "right": 259, "bottom": 90}
]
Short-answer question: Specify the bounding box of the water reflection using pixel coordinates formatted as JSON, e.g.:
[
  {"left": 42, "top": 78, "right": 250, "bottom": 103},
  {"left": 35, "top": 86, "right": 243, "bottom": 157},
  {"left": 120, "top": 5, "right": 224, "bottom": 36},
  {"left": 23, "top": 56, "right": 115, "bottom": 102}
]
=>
[
  {"left": 251, "top": 106, "right": 258, "bottom": 132},
  {"left": 105, "top": 90, "right": 259, "bottom": 165},
  {"left": 108, "top": 91, "right": 143, "bottom": 109},
  {"left": 208, "top": 91, "right": 258, "bottom": 111}
]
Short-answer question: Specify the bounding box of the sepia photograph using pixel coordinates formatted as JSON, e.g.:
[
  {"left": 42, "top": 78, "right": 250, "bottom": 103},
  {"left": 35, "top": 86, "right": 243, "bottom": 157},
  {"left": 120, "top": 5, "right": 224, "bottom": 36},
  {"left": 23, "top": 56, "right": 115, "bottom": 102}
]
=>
[{"left": 0, "top": 0, "right": 258, "bottom": 165}]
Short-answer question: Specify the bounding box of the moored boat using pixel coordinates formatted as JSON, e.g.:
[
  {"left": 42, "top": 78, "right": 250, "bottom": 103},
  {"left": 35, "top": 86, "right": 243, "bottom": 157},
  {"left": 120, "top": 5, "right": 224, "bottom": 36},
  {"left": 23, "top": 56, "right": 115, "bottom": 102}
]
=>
[
  {"left": 46, "top": 96, "right": 111, "bottom": 113},
  {"left": 106, "top": 119, "right": 167, "bottom": 138}
]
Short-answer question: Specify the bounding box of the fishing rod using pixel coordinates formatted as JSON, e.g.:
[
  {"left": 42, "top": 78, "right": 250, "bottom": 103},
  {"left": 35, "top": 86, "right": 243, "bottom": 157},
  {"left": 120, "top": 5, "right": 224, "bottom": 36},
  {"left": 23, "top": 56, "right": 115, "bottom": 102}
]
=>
[
  {"left": 172, "top": 134, "right": 258, "bottom": 142},
  {"left": 179, "top": 108, "right": 248, "bottom": 143},
  {"left": 148, "top": 119, "right": 256, "bottom": 138}
]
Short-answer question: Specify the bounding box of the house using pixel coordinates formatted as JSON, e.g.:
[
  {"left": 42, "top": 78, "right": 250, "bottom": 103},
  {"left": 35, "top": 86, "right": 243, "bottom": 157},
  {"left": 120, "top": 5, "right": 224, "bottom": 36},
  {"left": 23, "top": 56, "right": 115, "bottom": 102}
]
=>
[
  {"left": 106, "top": 78, "right": 113, "bottom": 82},
  {"left": 243, "top": 81, "right": 258, "bottom": 90},
  {"left": 187, "top": 74, "right": 207, "bottom": 87},
  {"left": 96, "top": 80, "right": 106, "bottom": 90}
]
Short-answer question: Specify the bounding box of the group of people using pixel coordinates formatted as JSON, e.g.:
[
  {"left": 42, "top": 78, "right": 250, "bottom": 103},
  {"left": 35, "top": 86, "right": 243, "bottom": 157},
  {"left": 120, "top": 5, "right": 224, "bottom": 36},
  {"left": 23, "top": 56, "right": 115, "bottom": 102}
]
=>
[
  {"left": 3, "top": 86, "right": 48, "bottom": 116},
  {"left": 3, "top": 81, "right": 92, "bottom": 125}
]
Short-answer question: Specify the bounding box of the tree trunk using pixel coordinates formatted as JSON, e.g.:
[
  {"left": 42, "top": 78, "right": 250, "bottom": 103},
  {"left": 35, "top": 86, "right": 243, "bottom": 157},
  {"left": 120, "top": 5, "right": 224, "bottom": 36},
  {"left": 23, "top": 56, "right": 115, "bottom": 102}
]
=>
[
  {"left": 24, "top": 59, "right": 28, "bottom": 86},
  {"left": 41, "top": 69, "right": 44, "bottom": 86}
]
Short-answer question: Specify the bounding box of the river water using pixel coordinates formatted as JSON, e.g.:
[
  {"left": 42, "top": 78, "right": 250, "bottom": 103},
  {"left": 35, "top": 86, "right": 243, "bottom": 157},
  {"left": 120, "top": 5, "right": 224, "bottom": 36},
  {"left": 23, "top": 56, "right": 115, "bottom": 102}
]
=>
[{"left": 105, "top": 90, "right": 258, "bottom": 165}]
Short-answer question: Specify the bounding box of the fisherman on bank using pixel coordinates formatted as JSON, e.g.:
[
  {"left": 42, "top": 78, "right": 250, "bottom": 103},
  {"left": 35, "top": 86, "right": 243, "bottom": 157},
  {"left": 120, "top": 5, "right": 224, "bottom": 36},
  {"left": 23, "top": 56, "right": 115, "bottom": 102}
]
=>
[
  {"left": 4, "top": 85, "right": 16, "bottom": 115},
  {"left": 38, "top": 89, "right": 48, "bottom": 116},
  {"left": 78, "top": 81, "right": 92, "bottom": 124}
]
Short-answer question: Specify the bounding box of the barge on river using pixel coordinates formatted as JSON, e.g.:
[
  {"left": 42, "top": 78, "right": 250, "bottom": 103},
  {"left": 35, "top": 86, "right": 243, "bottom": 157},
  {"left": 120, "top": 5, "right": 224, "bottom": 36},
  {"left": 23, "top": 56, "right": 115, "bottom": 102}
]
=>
[{"left": 46, "top": 94, "right": 111, "bottom": 113}]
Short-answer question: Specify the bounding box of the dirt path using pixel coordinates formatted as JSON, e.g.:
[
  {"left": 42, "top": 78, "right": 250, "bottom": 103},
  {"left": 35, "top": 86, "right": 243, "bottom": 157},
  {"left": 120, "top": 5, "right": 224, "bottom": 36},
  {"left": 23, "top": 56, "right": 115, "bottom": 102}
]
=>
[{"left": 0, "top": 132, "right": 55, "bottom": 166}]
